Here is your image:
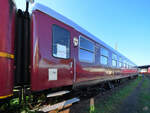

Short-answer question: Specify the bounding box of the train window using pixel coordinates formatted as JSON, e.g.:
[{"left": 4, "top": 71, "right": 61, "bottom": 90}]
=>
[
  {"left": 112, "top": 53, "right": 117, "bottom": 67},
  {"left": 129, "top": 65, "right": 131, "bottom": 69},
  {"left": 126, "top": 63, "right": 128, "bottom": 68},
  {"left": 112, "top": 60, "right": 117, "bottom": 67},
  {"left": 52, "top": 25, "right": 70, "bottom": 59},
  {"left": 101, "top": 48, "right": 109, "bottom": 57},
  {"left": 127, "top": 63, "right": 129, "bottom": 69},
  {"left": 112, "top": 54, "right": 117, "bottom": 60},
  {"left": 79, "top": 49, "right": 94, "bottom": 62},
  {"left": 129, "top": 64, "right": 131, "bottom": 68},
  {"left": 79, "top": 36, "right": 95, "bottom": 63},
  {"left": 123, "top": 63, "right": 126, "bottom": 68},
  {"left": 100, "top": 48, "right": 109, "bottom": 65},
  {"left": 80, "top": 36, "right": 94, "bottom": 52},
  {"left": 119, "top": 62, "right": 122, "bottom": 67},
  {"left": 125, "top": 63, "right": 127, "bottom": 68},
  {"left": 101, "top": 56, "right": 108, "bottom": 65},
  {"left": 119, "top": 57, "right": 122, "bottom": 67},
  {"left": 128, "top": 65, "right": 130, "bottom": 69},
  {"left": 123, "top": 60, "right": 126, "bottom": 68},
  {"left": 124, "top": 60, "right": 128, "bottom": 68},
  {"left": 131, "top": 64, "right": 133, "bottom": 68}
]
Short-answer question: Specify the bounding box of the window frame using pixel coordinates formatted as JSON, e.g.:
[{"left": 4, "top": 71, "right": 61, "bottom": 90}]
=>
[
  {"left": 112, "top": 53, "right": 117, "bottom": 67},
  {"left": 52, "top": 24, "right": 71, "bottom": 59},
  {"left": 79, "top": 35, "right": 95, "bottom": 63},
  {"left": 100, "top": 47, "right": 109, "bottom": 66},
  {"left": 118, "top": 57, "right": 123, "bottom": 68}
]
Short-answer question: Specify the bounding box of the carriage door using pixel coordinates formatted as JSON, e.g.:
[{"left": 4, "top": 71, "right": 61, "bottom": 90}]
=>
[{"left": 51, "top": 24, "right": 74, "bottom": 86}]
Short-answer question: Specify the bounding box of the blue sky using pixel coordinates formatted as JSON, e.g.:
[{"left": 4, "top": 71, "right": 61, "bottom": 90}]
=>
[{"left": 14, "top": 0, "right": 150, "bottom": 66}]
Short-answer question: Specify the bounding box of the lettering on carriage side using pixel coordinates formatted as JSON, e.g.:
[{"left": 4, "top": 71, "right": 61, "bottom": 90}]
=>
[{"left": 48, "top": 69, "right": 58, "bottom": 81}]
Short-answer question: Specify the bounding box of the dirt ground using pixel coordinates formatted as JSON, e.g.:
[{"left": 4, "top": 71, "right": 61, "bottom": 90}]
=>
[{"left": 69, "top": 76, "right": 150, "bottom": 113}]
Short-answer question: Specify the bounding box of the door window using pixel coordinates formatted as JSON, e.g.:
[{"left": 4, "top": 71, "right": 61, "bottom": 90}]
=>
[{"left": 52, "top": 25, "right": 70, "bottom": 59}]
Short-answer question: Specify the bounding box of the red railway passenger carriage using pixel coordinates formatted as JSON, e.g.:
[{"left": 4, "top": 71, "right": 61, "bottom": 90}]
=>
[
  {"left": 30, "top": 3, "right": 138, "bottom": 92},
  {"left": 0, "top": 0, "right": 138, "bottom": 103},
  {"left": 0, "top": 0, "right": 15, "bottom": 100},
  {"left": 148, "top": 67, "right": 150, "bottom": 73},
  {"left": 138, "top": 65, "right": 150, "bottom": 75}
]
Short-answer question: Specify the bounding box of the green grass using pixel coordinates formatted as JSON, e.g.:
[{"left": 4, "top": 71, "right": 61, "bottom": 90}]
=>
[
  {"left": 0, "top": 96, "right": 36, "bottom": 113},
  {"left": 138, "top": 77, "right": 150, "bottom": 113},
  {"left": 90, "top": 77, "right": 142, "bottom": 113}
]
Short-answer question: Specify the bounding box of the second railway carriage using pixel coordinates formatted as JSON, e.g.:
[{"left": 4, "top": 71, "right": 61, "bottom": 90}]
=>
[
  {"left": 138, "top": 65, "right": 150, "bottom": 75},
  {"left": 0, "top": 0, "right": 15, "bottom": 100},
  {"left": 30, "top": 3, "right": 137, "bottom": 92}
]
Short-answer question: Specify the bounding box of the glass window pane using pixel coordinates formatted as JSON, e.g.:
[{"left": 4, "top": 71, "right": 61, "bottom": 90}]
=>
[
  {"left": 100, "top": 56, "right": 108, "bottom": 65},
  {"left": 121, "top": 63, "right": 124, "bottom": 67},
  {"left": 112, "top": 60, "right": 117, "bottom": 67},
  {"left": 112, "top": 54, "right": 117, "bottom": 60},
  {"left": 119, "top": 62, "right": 122, "bottom": 67},
  {"left": 124, "top": 60, "right": 127, "bottom": 65},
  {"left": 101, "top": 48, "right": 109, "bottom": 57},
  {"left": 52, "top": 25, "right": 70, "bottom": 58},
  {"left": 79, "top": 49, "right": 94, "bottom": 62},
  {"left": 80, "top": 36, "right": 94, "bottom": 52},
  {"left": 124, "top": 63, "right": 126, "bottom": 68},
  {"left": 119, "top": 57, "right": 122, "bottom": 62},
  {"left": 125, "top": 63, "right": 127, "bottom": 68}
]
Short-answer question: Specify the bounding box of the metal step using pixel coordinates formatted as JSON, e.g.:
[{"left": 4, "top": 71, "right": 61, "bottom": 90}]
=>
[
  {"left": 38, "top": 97, "right": 80, "bottom": 112},
  {"left": 47, "top": 90, "right": 70, "bottom": 98}
]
